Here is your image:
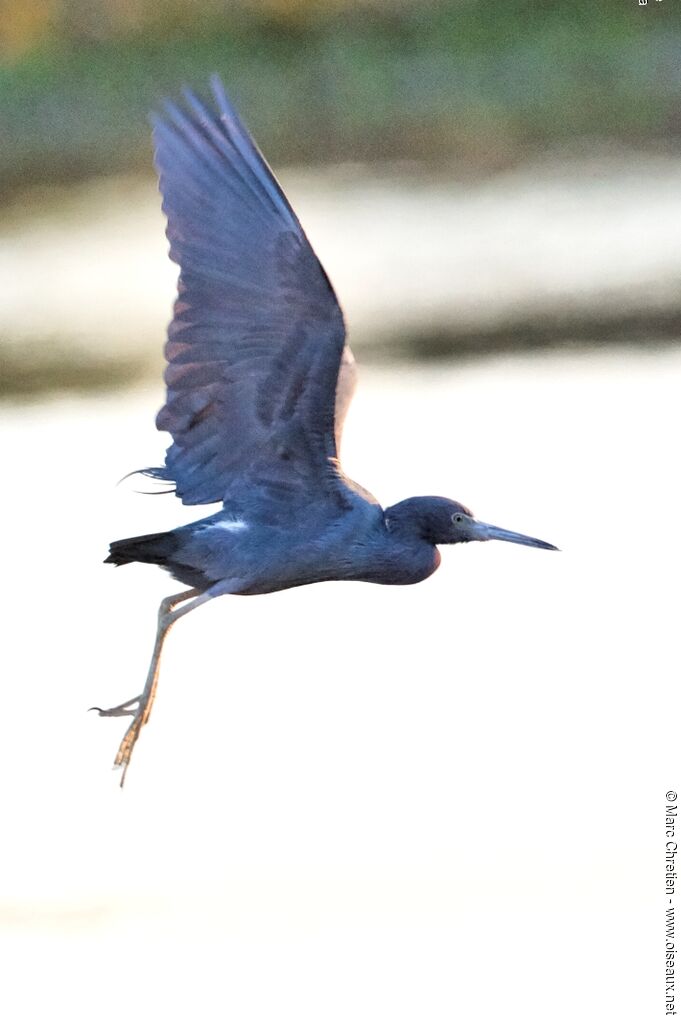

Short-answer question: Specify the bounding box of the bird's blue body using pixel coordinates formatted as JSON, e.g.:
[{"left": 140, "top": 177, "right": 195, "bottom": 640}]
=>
[
  {"left": 109, "top": 490, "right": 444, "bottom": 594},
  {"left": 97, "top": 77, "right": 556, "bottom": 783}
]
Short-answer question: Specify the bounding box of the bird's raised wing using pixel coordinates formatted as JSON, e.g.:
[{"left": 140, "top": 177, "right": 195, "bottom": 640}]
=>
[{"left": 149, "top": 77, "right": 355, "bottom": 506}]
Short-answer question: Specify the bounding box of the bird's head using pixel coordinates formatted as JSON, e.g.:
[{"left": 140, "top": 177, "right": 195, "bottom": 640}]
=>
[{"left": 385, "top": 496, "right": 557, "bottom": 550}]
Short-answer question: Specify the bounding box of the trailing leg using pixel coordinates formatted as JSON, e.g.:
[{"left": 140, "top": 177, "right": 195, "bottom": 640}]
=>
[
  {"left": 92, "top": 578, "right": 243, "bottom": 785},
  {"left": 93, "top": 588, "right": 207, "bottom": 784}
]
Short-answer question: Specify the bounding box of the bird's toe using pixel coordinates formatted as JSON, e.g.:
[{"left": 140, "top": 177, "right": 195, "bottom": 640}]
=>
[{"left": 89, "top": 695, "right": 141, "bottom": 718}]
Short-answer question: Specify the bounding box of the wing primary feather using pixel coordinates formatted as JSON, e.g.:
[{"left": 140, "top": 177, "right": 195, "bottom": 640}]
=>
[
  {"left": 177, "top": 89, "right": 280, "bottom": 220},
  {"left": 174, "top": 90, "right": 278, "bottom": 221},
  {"left": 152, "top": 115, "right": 225, "bottom": 198},
  {"left": 161, "top": 100, "right": 232, "bottom": 181},
  {"left": 152, "top": 123, "right": 276, "bottom": 243},
  {"left": 209, "top": 75, "right": 299, "bottom": 233},
  {"left": 160, "top": 99, "right": 276, "bottom": 227}
]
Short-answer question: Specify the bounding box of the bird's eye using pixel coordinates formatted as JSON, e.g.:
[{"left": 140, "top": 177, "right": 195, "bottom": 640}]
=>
[{"left": 452, "top": 513, "right": 464, "bottom": 524}]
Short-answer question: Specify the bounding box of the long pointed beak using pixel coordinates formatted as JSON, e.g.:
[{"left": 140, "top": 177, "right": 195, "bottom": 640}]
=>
[{"left": 473, "top": 521, "right": 559, "bottom": 551}]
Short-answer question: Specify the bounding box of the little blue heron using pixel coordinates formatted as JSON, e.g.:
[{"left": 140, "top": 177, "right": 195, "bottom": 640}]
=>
[{"left": 94, "top": 77, "right": 557, "bottom": 783}]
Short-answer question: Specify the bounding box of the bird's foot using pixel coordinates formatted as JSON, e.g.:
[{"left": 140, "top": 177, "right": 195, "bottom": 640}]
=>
[
  {"left": 89, "top": 695, "right": 141, "bottom": 718},
  {"left": 90, "top": 589, "right": 212, "bottom": 786},
  {"left": 90, "top": 694, "right": 149, "bottom": 785}
]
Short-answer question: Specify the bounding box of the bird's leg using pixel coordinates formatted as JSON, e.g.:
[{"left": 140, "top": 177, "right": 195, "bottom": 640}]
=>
[
  {"left": 89, "top": 593, "right": 197, "bottom": 720},
  {"left": 93, "top": 587, "right": 211, "bottom": 785}
]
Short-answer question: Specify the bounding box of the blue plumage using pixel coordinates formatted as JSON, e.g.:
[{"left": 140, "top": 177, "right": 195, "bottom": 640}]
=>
[{"left": 97, "top": 79, "right": 557, "bottom": 784}]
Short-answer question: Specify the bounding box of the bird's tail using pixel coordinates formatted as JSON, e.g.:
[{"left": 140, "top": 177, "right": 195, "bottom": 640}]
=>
[{"left": 105, "top": 530, "right": 179, "bottom": 568}]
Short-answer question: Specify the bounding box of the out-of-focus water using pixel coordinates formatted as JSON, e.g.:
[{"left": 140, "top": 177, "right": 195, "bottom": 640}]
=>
[
  {"left": 2, "top": 153, "right": 681, "bottom": 380},
  {"left": 1, "top": 346, "right": 677, "bottom": 1021}
]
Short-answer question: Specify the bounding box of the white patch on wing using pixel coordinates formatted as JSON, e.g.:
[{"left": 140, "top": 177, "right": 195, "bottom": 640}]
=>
[{"left": 210, "top": 519, "right": 249, "bottom": 532}]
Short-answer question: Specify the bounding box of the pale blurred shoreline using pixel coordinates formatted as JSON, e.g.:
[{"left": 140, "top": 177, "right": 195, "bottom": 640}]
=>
[{"left": 2, "top": 150, "right": 680, "bottom": 398}]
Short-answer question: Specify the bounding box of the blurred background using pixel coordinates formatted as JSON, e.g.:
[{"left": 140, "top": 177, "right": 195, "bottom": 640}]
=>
[{"left": 1, "top": 2, "right": 679, "bottom": 1021}]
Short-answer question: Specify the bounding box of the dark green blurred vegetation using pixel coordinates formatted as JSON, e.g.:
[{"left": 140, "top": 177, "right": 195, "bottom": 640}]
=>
[
  {"left": 0, "top": 338, "right": 155, "bottom": 398},
  {"left": 0, "top": 0, "right": 677, "bottom": 192}
]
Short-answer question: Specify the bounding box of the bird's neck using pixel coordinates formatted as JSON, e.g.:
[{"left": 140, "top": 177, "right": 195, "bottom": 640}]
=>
[
  {"left": 365, "top": 504, "right": 440, "bottom": 585},
  {"left": 384, "top": 500, "right": 434, "bottom": 543}
]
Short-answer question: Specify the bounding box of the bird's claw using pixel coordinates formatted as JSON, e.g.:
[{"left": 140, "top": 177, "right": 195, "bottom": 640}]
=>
[{"left": 89, "top": 695, "right": 142, "bottom": 718}]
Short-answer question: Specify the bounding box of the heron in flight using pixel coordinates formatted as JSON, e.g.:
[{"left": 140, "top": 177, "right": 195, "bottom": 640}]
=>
[{"left": 95, "top": 77, "right": 557, "bottom": 783}]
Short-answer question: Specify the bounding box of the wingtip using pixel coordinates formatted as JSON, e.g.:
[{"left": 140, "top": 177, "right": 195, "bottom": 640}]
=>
[
  {"left": 210, "top": 73, "right": 229, "bottom": 108},
  {"left": 209, "top": 74, "right": 244, "bottom": 131},
  {"left": 181, "top": 83, "right": 204, "bottom": 112},
  {"left": 150, "top": 76, "right": 230, "bottom": 132}
]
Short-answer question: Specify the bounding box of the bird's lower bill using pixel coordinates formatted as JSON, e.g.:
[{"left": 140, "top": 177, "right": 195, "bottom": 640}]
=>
[{"left": 476, "top": 522, "right": 559, "bottom": 551}]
